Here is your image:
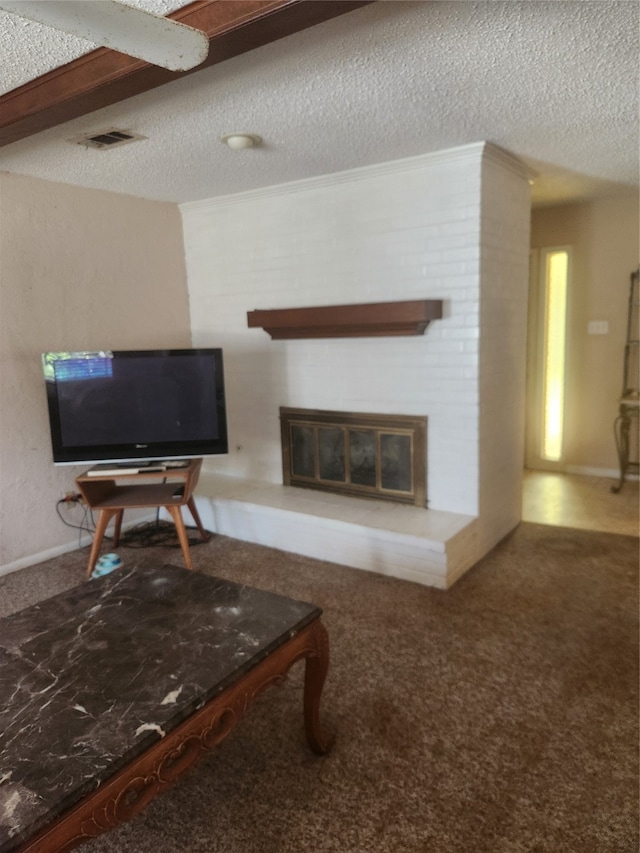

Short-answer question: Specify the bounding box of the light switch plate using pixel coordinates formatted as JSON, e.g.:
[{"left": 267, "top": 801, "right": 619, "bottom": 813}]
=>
[{"left": 588, "top": 320, "right": 609, "bottom": 335}]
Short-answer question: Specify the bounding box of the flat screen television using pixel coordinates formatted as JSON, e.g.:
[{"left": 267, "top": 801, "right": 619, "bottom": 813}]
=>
[{"left": 42, "top": 349, "right": 228, "bottom": 466}]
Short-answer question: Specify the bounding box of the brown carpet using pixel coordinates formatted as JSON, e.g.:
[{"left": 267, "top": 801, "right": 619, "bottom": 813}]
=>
[{"left": 1, "top": 522, "right": 638, "bottom": 853}]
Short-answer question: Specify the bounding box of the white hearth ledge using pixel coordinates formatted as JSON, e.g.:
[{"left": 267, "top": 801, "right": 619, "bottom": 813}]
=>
[{"left": 193, "top": 473, "right": 479, "bottom": 589}]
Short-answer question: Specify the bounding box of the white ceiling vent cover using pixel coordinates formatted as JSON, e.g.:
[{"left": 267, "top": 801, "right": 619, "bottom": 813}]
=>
[{"left": 70, "top": 129, "right": 147, "bottom": 150}]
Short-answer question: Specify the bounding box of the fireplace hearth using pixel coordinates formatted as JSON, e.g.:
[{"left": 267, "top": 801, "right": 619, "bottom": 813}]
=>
[{"left": 280, "top": 408, "right": 427, "bottom": 507}]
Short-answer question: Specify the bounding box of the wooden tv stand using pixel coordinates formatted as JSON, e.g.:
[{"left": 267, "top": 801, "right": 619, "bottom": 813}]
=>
[{"left": 75, "top": 458, "right": 209, "bottom": 578}]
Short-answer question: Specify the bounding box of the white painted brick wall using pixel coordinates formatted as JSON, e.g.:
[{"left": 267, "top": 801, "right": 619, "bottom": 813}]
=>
[
  {"left": 181, "top": 143, "right": 530, "bottom": 547},
  {"left": 477, "top": 153, "right": 532, "bottom": 552}
]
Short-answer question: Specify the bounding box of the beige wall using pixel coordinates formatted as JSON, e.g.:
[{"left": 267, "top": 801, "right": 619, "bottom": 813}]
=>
[
  {"left": 0, "top": 173, "right": 190, "bottom": 571},
  {"left": 1, "top": 172, "right": 635, "bottom": 572},
  {"left": 530, "top": 193, "right": 639, "bottom": 474}
]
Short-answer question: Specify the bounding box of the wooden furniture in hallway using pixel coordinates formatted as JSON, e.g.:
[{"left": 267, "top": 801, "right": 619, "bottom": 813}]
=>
[{"left": 613, "top": 267, "right": 639, "bottom": 493}]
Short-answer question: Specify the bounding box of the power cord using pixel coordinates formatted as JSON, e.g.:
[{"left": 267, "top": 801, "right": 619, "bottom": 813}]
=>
[
  {"left": 55, "top": 498, "right": 209, "bottom": 551},
  {"left": 55, "top": 495, "right": 100, "bottom": 548},
  {"left": 120, "top": 514, "right": 209, "bottom": 549}
]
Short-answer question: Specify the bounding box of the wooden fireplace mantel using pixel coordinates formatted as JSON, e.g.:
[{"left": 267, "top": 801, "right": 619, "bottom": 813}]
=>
[{"left": 246, "top": 300, "right": 443, "bottom": 340}]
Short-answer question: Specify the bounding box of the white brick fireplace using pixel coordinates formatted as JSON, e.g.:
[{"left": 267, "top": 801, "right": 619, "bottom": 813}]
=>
[{"left": 180, "top": 142, "right": 532, "bottom": 588}]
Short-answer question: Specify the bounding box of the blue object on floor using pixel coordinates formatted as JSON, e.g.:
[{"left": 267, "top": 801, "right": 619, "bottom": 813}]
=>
[{"left": 91, "top": 553, "right": 123, "bottom": 579}]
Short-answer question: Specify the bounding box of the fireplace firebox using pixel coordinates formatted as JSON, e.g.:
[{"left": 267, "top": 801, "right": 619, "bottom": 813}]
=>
[{"left": 280, "top": 408, "right": 427, "bottom": 507}]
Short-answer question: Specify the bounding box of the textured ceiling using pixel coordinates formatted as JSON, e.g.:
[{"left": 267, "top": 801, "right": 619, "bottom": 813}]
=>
[{"left": 0, "top": 1, "right": 637, "bottom": 207}]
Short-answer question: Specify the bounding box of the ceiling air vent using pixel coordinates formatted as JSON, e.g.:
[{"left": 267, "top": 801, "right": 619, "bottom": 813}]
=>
[{"left": 69, "top": 129, "right": 147, "bottom": 150}]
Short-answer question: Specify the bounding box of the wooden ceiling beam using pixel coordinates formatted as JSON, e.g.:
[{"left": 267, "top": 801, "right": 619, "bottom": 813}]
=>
[{"left": 0, "top": 0, "right": 372, "bottom": 148}]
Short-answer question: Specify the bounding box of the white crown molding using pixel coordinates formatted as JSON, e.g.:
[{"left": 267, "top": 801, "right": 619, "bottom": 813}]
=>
[
  {"left": 180, "top": 142, "right": 507, "bottom": 215},
  {"left": 483, "top": 142, "right": 537, "bottom": 184}
]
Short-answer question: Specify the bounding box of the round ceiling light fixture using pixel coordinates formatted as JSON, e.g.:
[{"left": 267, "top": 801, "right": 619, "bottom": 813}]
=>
[{"left": 220, "top": 133, "right": 262, "bottom": 150}]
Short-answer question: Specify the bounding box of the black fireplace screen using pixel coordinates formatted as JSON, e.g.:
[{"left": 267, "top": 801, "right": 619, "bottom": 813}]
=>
[{"left": 281, "top": 408, "right": 427, "bottom": 507}]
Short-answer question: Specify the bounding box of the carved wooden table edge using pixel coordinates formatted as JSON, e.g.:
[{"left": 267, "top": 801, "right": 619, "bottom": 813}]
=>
[{"left": 16, "top": 618, "right": 333, "bottom": 853}]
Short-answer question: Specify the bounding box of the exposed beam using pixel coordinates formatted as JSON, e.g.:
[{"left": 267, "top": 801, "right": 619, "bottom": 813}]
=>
[
  {"left": 0, "top": 1, "right": 210, "bottom": 72},
  {"left": 0, "top": 0, "right": 372, "bottom": 148}
]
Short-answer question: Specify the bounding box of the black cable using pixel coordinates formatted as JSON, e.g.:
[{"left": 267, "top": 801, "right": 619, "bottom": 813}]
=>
[
  {"left": 55, "top": 498, "right": 101, "bottom": 549},
  {"left": 119, "top": 518, "right": 209, "bottom": 549},
  {"left": 55, "top": 499, "right": 210, "bottom": 552},
  {"left": 55, "top": 498, "right": 94, "bottom": 533}
]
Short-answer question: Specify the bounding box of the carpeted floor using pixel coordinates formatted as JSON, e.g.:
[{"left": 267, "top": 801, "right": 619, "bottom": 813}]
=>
[{"left": 1, "top": 522, "right": 638, "bottom": 853}]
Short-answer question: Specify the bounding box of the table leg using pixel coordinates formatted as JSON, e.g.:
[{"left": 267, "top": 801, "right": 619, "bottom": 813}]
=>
[
  {"left": 86, "top": 509, "right": 121, "bottom": 579},
  {"left": 612, "top": 409, "right": 631, "bottom": 493},
  {"left": 186, "top": 497, "right": 210, "bottom": 542},
  {"left": 303, "top": 620, "right": 335, "bottom": 755},
  {"left": 166, "top": 505, "right": 193, "bottom": 570},
  {"left": 113, "top": 510, "right": 124, "bottom": 547}
]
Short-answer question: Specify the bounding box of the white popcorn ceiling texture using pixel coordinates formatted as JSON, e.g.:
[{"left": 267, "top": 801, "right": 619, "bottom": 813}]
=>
[{"left": 0, "top": 1, "right": 637, "bottom": 206}]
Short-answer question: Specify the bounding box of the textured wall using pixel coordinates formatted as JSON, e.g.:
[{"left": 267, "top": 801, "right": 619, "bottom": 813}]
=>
[
  {"left": 530, "top": 194, "right": 639, "bottom": 474},
  {"left": 0, "top": 173, "right": 191, "bottom": 571}
]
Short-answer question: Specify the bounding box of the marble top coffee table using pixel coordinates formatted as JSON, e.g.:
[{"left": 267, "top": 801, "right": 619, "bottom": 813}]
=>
[{"left": 0, "top": 565, "right": 332, "bottom": 853}]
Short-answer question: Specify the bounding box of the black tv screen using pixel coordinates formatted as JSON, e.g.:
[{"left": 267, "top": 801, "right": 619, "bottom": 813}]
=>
[{"left": 42, "top": 349, "right": 228, "bottom": 465}]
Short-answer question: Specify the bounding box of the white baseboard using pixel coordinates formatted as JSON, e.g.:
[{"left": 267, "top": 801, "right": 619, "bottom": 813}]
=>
[
  {"left": 0, "top": 537, "right": 93, "bottom": 578},
  {"left": 565, "top": 465, "right": 638, "bottom": 481},
  {"left": 0, "top": 514, "right": 157, "bottom": 579}
]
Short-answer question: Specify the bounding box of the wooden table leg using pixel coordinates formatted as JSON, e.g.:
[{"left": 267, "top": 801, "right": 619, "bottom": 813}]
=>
[
  {"left": 303, "top": 620, "right": 335, "bottom": 755},
  {"left": 186, "top": 497, "right": 210, "bottom": 542},
  {"left": 86, "top": 509, "right": 121, "bottom": 579},
  {"left": 166, "top": 505, "right": 193, "bottom": 570},
  {"left": 112, "top": 510, "right": 124, "bottom": 547}
]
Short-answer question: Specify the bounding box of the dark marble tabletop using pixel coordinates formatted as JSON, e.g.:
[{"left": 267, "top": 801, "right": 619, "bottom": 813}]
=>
[{"left": 0, "top": 564, "right": 321, "bottom": 852}]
